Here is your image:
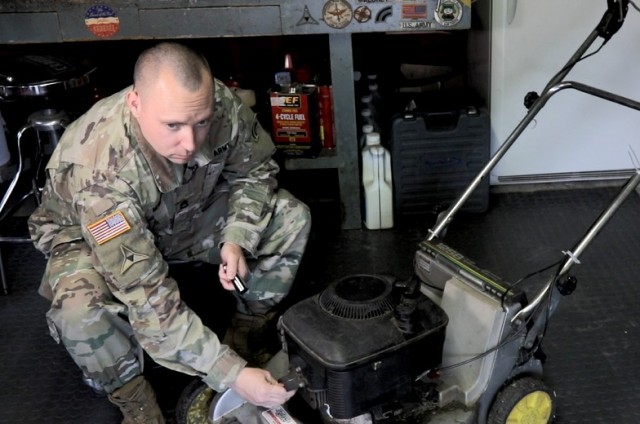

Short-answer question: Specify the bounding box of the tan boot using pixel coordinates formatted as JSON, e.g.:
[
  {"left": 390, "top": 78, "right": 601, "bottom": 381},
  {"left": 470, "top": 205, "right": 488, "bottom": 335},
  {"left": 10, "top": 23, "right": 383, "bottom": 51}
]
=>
[
  {"left": 108, "top": 375, "right": 166, "bottom": 424},
  {"left": 223, "top": 311, "right": 279, "bottom": 367}
]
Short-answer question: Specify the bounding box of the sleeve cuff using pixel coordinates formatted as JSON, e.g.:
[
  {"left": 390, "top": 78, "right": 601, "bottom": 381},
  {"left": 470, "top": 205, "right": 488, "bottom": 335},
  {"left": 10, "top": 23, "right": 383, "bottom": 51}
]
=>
[
  {"left": 221, "top": 225, "right": 261, "bottom": 257},
  {"left": 200, "top": 347, "right": 248, "bottom": 391}
]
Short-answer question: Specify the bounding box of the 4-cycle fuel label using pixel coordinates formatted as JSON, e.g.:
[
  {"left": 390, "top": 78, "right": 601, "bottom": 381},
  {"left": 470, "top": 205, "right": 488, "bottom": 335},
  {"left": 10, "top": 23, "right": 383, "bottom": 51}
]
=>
[
  {"left": 270, "top": 93, "right": 312, "bottom": 144},
  {"left": 274, "top": 113, "right": 307, "bottom": 121}
]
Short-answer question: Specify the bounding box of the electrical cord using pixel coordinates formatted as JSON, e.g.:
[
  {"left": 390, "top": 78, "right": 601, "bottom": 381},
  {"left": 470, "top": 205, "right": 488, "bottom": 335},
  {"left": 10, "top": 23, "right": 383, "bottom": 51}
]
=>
[
  {"left": 534, "top": 0, "right": 640, "bottom": 103},
  {"left": 499, "top": 258, "right": 563, "bottom": 307},
  {"left": 537, "top": 40, "right": 607, "bottom": 99}
]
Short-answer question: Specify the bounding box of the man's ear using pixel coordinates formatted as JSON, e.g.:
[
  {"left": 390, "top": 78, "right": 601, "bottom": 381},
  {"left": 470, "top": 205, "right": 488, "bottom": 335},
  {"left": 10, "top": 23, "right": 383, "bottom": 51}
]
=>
[{"left": 126, "top": 89, "right": 141, "bottom": 118}]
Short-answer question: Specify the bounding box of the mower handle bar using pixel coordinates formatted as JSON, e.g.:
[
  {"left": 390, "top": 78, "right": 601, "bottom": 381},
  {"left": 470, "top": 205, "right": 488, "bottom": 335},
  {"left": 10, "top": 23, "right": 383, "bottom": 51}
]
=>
[
  {"left": 427, "top": 4, "right": 631, "bottom": 242},
  {"left": 512, "top": 170, "right": 640, "bottom": 325},
  {"left": 428, "top": 76, "right": 640, "bottom": 241},
  {"left": 425, "top": 7, "right": 640, "bottom": 324}
]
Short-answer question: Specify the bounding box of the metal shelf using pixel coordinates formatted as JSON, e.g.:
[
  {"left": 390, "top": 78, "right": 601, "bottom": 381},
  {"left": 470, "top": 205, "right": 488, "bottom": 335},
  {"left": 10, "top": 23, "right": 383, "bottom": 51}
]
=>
[
  {"left": 284, "top": 33, "right": 360, "bottom": 229},
  {"left": 285, "top": 149, "right": 339, "bottom": 170}
]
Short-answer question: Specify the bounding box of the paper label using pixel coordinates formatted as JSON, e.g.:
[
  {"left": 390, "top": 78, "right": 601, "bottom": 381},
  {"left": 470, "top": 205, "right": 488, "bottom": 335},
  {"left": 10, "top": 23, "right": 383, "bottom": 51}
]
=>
[{"left": 261, "top": 406, "right": 296, "bottom": 424}]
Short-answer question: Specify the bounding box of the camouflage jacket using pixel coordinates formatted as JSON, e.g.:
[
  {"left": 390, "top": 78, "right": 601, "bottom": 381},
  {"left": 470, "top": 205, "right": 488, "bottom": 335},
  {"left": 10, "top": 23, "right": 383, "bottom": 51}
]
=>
[{"left": 29, "top": 79, "right": 279, "bottom": 390}]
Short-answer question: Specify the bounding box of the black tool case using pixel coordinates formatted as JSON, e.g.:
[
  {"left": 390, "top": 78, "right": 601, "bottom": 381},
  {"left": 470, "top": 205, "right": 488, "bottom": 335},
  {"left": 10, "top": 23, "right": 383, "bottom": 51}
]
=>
[{"left": 390, "top": 107, "right": 490, "bottom": 217}]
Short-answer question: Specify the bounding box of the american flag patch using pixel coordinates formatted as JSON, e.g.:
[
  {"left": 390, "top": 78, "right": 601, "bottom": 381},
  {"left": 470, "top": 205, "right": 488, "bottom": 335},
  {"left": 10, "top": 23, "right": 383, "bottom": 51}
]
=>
[
  {"left": 402, "top": 4, "right": 427, "bottom": 19},
  {"left": 88, "top": 211, "right": 131, "bottom": 245}
]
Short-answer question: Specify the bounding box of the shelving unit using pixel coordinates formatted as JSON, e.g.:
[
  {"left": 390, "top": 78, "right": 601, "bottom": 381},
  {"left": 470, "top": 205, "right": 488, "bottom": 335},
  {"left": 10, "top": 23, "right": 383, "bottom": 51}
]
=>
[
  {"left": 0, "top": 0, "right": 473, "bottom": 229},
  {"left": 285, "top": 33, "right": 359, "bottom": 228}
]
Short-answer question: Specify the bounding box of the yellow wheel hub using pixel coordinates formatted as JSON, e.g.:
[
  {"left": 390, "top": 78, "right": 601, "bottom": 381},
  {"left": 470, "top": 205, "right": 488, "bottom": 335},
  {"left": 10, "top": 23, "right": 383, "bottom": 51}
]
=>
[
  {"left": 186, "top": 387, "right": 214, "bottom": 424},
  {"left": 505, "top": 390, "right": 553, "bottom": 424}
]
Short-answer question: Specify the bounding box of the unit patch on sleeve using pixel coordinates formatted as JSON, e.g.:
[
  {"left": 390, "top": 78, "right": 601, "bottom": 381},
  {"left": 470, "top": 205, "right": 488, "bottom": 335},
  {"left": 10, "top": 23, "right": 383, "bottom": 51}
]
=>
[
  {"left": 88, "top": 210, "right": 131, "bottom": 245},
  {"left": 120, "top": 245, "right": 150, "bottom": 274}
]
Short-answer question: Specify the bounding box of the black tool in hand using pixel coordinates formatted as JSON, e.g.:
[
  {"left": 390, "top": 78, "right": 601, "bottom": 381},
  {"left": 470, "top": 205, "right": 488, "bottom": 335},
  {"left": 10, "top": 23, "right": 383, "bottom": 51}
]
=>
[
  {"left": 278, "top": 368, "right": 304, "bottom": 391},
  {"left": 224, "top": 265, "right": 248, "bottom": 294},
  {"left": 232, "top": 274, "right": 248, "bottom": 294}
]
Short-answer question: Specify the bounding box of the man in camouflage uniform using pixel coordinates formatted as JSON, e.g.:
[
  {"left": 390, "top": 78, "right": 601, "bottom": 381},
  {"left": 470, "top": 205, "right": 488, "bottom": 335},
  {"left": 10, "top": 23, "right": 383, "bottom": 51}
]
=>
[{"left": 28, "top": 42, "right": 311, "bottom": 423}]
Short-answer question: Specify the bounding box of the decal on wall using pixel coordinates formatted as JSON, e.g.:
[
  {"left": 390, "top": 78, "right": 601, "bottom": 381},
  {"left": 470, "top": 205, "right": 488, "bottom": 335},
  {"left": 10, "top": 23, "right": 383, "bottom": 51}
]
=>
[
  {"left": 297, "top": 5, "right": 320, "bottom": 26},
  {"left": 434, "top": 0, "right": 463, "bottom": 26},
  {"left": 85, "top": 4, "right": 120, "bottom": 38},
  {"left": 354, "top": 6, "right": 372, "bottom": 23},
  {"left": 401, "top": 2, "right": 427, "bottom": 20},
  {"left": 322, "top": 0, "right": 354, "bottom": 29},
  {"left": 375, "top": 5, "right": 393, "bottom": 23}
]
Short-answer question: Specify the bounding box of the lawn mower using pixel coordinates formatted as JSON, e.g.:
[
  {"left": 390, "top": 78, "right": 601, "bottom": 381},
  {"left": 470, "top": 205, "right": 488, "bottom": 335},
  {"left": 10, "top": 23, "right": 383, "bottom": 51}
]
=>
[{"left": 175, "top": 1, "right": 640, "bottom": 423}]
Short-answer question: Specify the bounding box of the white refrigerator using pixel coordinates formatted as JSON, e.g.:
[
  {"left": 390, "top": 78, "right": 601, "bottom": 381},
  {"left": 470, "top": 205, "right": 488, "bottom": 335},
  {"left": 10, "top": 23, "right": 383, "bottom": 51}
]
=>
[{"left": 489, "top": 0, "right": 640, "bottom": 184}]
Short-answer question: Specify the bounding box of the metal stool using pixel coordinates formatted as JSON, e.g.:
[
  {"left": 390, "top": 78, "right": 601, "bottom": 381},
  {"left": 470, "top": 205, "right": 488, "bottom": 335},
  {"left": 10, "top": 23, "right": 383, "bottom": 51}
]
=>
[
  {"left": 0, "top": 109, "right": 68, "bottom": 216},
  {"left": 0, "top": 54, "right": 95, "bottom": 294},
  {"left": 0, "top": 109, "right": 68, "bottom": 294}
]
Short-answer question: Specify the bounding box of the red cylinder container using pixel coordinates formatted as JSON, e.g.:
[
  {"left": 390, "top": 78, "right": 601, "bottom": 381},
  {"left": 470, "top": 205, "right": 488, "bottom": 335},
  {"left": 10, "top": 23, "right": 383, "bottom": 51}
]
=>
[{"left": 318, "top": 85, "right": 335, "bottom": 149}]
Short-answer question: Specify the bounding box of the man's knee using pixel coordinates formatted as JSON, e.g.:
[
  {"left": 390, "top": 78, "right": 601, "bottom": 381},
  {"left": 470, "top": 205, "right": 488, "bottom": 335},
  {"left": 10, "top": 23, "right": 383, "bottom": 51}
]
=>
[
  {"left": 275, "top": 189, "right": 312, "bottom": 237},
  {"left": 46, "top": 272, "right": 122, "bottom": 351}
]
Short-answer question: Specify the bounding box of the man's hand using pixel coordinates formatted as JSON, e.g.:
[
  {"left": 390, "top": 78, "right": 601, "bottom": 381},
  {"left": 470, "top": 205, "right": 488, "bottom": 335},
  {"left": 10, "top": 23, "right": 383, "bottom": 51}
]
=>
[
  {"left": 230, "top": 367, "right": 296, "bottom": 408},
  {"left": 219, "top": 242, "right": 248, "bottom": 291}
]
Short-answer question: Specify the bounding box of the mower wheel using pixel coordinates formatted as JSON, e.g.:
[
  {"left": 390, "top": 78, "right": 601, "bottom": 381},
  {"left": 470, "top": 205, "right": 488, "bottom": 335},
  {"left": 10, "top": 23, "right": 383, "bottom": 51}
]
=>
[
  {"left": 487, "top": 376, "right": 555, "bottom": 424},
  {"left": 174, "top": 378, "right": 216, "bottom": 424}
]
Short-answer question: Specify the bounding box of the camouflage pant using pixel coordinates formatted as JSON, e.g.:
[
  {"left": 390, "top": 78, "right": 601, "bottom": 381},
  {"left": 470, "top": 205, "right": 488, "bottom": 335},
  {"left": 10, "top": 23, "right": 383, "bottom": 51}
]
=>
[{"left": 42, "top": 189, "right": 311, "bottom": 393}]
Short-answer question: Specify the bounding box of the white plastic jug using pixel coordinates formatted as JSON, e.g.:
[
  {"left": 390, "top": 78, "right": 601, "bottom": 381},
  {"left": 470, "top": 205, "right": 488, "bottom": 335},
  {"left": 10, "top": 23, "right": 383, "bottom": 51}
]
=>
[{"left": 362, "top": 132, "right": 393, "bottom": 230}]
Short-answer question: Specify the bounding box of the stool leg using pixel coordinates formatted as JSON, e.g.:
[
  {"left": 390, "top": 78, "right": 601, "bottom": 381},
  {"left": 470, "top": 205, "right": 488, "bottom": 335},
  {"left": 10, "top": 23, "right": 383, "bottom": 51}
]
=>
[{"left": 0, "top": 123, "right": 34, "bottom": 218}]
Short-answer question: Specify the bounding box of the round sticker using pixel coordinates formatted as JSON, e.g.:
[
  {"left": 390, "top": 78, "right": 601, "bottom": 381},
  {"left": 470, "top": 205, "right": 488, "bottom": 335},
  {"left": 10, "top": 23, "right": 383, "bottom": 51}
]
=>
[
  {"left": 354, "top": 6, "right": 372, "bottom": 24},
  {"left": 85, "top": 5, "right": 120, "bottom": 38}
]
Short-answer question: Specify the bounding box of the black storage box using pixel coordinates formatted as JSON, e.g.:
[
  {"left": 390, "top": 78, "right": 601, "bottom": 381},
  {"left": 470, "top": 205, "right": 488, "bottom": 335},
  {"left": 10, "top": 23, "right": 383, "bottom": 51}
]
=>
[
  {"left": 280, "top": 275, "right": 448, "bottom": 419},
  {"left": 390, "top": 107, "right": 490, "bottom": 216}
]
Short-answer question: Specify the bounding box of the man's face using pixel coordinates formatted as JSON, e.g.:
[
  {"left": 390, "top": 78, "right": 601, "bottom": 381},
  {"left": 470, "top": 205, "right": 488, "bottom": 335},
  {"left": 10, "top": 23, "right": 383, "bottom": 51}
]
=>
[{"left": 127, "top": 70, "right": 214, "bottom": 164}]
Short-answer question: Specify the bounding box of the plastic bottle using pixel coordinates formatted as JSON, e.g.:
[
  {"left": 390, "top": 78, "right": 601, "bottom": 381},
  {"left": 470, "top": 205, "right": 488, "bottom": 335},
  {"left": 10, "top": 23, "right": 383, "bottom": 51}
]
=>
[
  {"left": 368, "top": 82, "right": 389, "bottom": 140},
  {"left": 362, "top": 132, "right": 393, "bottom": 230},
  {"left": 368, "top": 83, "right": 384, "bottom": 117},
  {"left": 360, "top": 94, "right": 379, "bottom": 123},
  {"left": 359, "top": 123, "right": 374, "bottom": 149},
  {"left": 360, "top": 108, "right": 381, "bottom": 134},
  {"left": 274, "top": 53, "right": 293, "bottom": 91},
  {"left": 0, "top": 112, "right": 10, "bottom": 167}
]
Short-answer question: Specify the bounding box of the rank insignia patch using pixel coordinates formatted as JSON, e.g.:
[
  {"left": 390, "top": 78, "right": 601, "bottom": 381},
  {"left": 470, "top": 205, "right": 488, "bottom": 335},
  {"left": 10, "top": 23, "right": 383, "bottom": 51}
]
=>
[{"left": 88, "top": 211, "right": 131, "bottom": 245}]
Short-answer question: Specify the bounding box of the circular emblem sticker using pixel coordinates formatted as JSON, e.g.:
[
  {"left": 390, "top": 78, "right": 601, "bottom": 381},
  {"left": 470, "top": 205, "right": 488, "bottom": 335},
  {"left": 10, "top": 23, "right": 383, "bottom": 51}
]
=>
[
  {"left": 354, "top": 6, "right": 372, "bottom": 24},
  {"left": 85, "top": 5, "right": 120, "bottom": 38}
]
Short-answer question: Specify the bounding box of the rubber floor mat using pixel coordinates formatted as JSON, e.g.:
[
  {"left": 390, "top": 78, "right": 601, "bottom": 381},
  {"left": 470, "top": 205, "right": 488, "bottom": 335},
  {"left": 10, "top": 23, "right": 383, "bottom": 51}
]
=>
[{"left": 1, "top": 184, "right": 639, "bottom": 423}]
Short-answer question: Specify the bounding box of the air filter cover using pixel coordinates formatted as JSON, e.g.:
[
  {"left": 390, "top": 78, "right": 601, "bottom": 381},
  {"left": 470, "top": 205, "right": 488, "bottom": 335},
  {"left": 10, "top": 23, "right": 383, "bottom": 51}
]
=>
[
  {"left": 281, "top": 274, "right": 448, "bottom": 419},
  {"left": 281, "top": 274, "right": 448, "bottom": 370}
]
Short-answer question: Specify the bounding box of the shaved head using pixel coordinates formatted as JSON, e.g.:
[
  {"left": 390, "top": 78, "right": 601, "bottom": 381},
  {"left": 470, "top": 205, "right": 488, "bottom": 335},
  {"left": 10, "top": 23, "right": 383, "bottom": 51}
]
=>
[
  {"left": 133, "top": 42, "right": 212, "bottom": 95},
  {"left": 127, "top": 42, "right": 215, "bottom": 164}
]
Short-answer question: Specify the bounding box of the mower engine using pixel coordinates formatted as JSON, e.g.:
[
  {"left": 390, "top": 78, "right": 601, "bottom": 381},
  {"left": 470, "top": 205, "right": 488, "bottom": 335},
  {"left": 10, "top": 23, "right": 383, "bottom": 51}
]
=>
[{"left": 279, "top": 274, "right": 448, "bottom": 421}]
